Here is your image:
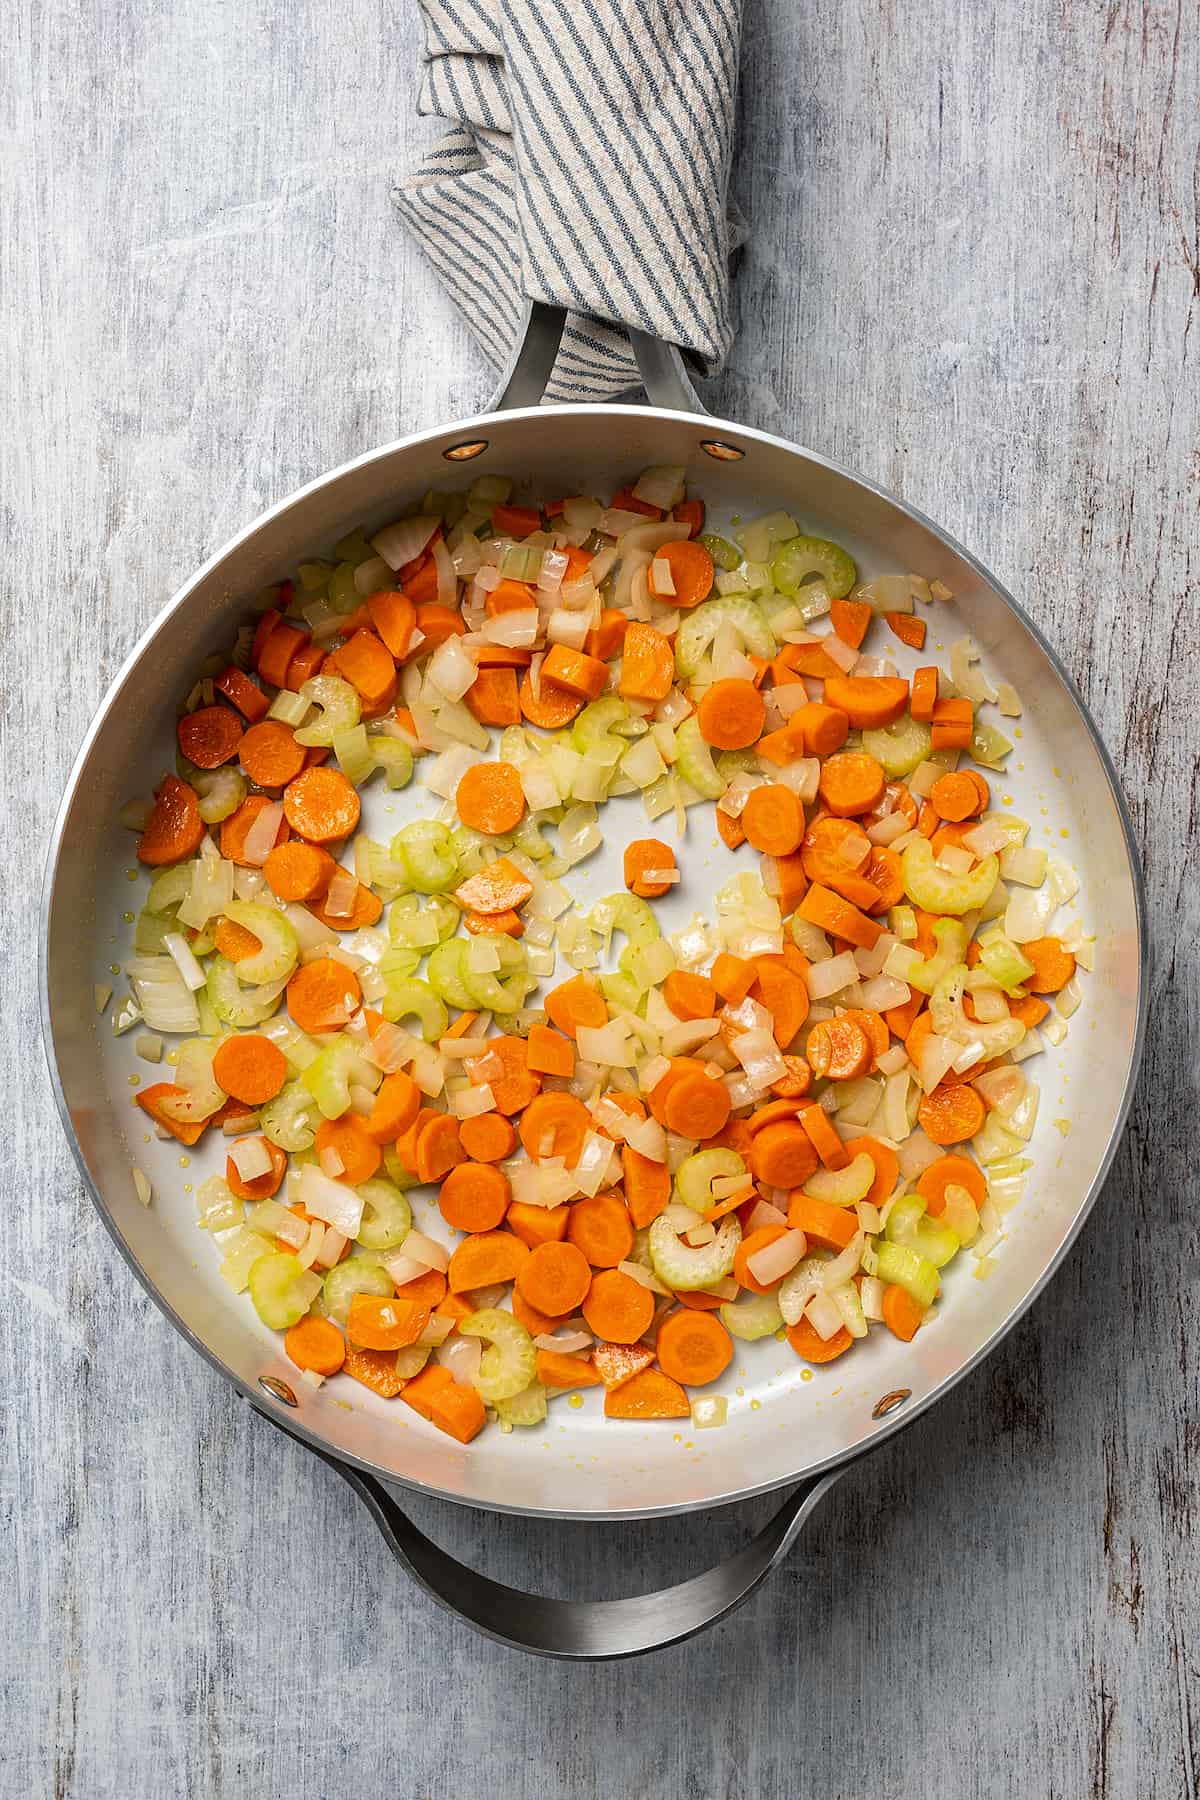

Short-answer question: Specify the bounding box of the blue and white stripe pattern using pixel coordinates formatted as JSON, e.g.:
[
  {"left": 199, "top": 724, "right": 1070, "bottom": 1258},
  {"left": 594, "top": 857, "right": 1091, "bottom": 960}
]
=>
[{"left": 394, "top": 0, "right": 744, "bottom": 401}]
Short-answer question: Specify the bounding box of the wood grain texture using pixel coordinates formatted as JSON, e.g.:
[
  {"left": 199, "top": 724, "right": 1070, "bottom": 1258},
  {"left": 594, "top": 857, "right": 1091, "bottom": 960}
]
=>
[{"left": 3, "top": 0, "right": 1197, "bottom": 1794}]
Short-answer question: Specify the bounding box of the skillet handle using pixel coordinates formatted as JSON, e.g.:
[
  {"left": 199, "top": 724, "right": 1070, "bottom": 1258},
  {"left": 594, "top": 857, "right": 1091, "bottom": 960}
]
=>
[
  {"left": 491, "top": 302, "right": 708, "bottom": 416},
  {"left": 303, "top": 1433, "right": 841, "bottom": 1660}
]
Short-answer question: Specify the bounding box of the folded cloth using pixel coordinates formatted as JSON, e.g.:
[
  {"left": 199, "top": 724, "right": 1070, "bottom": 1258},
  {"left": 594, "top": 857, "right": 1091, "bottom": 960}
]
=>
[{"left": 394, "top": 0, "right": 744, "bottom": 401}]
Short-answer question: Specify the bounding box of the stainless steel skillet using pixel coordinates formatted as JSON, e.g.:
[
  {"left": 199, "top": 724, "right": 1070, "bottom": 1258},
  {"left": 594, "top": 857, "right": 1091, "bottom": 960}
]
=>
[{"left": 40, "top": 303, "right": 1147, "bottom": 1658}]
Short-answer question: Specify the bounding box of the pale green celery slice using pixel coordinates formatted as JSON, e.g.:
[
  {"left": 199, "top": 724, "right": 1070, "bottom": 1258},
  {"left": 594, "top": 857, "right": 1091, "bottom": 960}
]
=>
[
  {"left": 459, "top": 1309, "right": 537, "bottom": 1402},
  {"left": 390, "top": 893, "right": 459, "bottom": 948},
  {"left": 720, "top": 1290, "right": 784, "bottom": 1341},
  {"left": 862, "top": 715, "right": 932, "bottom": 779},
  {"left": 928, "top": 964, "right": 972, "bottom": 1037},
  {"left": 354, "top": 1180, "right": 413, "bottom": 1251},
  {"left": 590, "top": 891, "right": 660, "bottom": 951},
  {"left": 295, "top": 675, "right": 361, "bottom": 748},
  {"left": 901, "top": 839, "right": 1000, "bottom": 915},
  {"left": 302, "top": 1035, "right": 377, "bottom": 1119},
  {"left": 260, "top": 1079, "right": 318, "bottom": 1152},
  {"left": 778, "top": 1254, "right": 832, "bottom": 1325},
  {"left": 146, "top": 863, "right": 195, "bottom": 914},
  {"left": 599, "top": 971, "right": 644, "bottom": 1013},
  {"left": 195, "top": 766, "right": 247, "bottom": 824},
  {"left": 494, "top": 1383, "right": 548, "bottom": 1427},
  {"left": 675, "top": 597, "right": 776, "bottom": 678},
  {"left": 675, "top": 1148, "right": 747, "bottom": 1212},
  {"left": 648, "top": 1214, "right": 741, "bottom": 1291},
  {"left": 134, "top": 910, "right": 174, "bottom": 954},
  {"left": 393, "top": 820, "right": 461, "bottom": 894},
  {"left": 980, "top": 934, "right": 1036, "bottom": 990},
  {"left": 674, "top": 716, "right": 725, "bottom": 800},
  {"left": 771, "top": 534, "right": 857, "bottom": 599},
  {"left": 370, "top": 738, "right": 413, "bottom": 790},
  {"left": 873, "top": 1240, "right": 940, "bottom": 1309},
  {"left": 247, "top": 1252, "right": 321, "bottom": 1329},
  {"left": 571, "top": 697, "right": 629, "bottom": 754},
  {"left": 320, "top": 1256, "right": 394, "bottom": 1323},
  {"left": 382, "top": 1145, "right": 421, "bottom": 1190},
  {"left": 970, "top": 721, "right": 1013, "bottom": 769},
  {"left": 892, "top": 917, "right": 969, "bottom": 996},
  {"left": 885, "top": 1194, "right": 961, "bottom": 1267},
  {"left": 426, "top": 940, "right": 476, "bottom": 1010},
  {"left": 461, "top": 936, "right": 533, "bottom": 1014},
  {"left": 333, "top": 724, "right": 373, "bottom": 784},
  {"left": 327, "top": 560, "right": 360, "bottom": 613},
  {"left": 206, "top": 956, "right": 287, "bottom": 1028},
  {"left": 804, "top": 1153, "right": 876, "bottom": 1206},
  {"left": 223, "top": 901, "right": 299, "bottom": 984},
  {"left": 699, "top": 532, "right": 741, "bottom": 572},
  {"left": 380, "top": 975, "right": 450, "bottom": 1039},
  {"left": 332, "top": 526, "right": 374, "bottom": 563}
]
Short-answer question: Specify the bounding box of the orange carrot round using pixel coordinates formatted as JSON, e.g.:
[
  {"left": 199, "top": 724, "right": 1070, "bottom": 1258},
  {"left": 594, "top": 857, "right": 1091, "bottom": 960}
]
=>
[
  {"left": 225, "top": 1136, "right": 288, "bottom": 1199},
  {"left": 307, "top": 878, "right": 384, "bottom": 932},
  {"left": 212, "top": 916, "right": 261, "bottom": 963},
  {"left": 822, "top": 675, "right": 910, "bottom": 729},
  {"left": 655, "top": 1309, "right": 733, "bottom": 1385},
  {"left": 458, "top": 1111, "right": 517, "bottom": 1163},
  {"left": 772, "top": 1054, "right": 812, "bottom": 1099},
  {"left": 567, "top": 1191, "right": 635, "bottom": 1269},
  {"left": 447, "top": 1230, "right": 529, "bottom": 1293},
  {"left": 519, "top": 671, "right": 583, "bottom": 728},
  {"left": 864, "top": 844, "right": 904, "bottom": 912},
  {"left": 438, "top": 1160, "right": 511, "bottom": 1233},
  {"left": 741, "top": 784, "right": 804, "bottom": 856},
  {"left": 365, "top": 1069, "right": 422, "bottom": 1145},
  {"left": 1021, "top": 936, "right": 1076, "bottom": 994},
  {"left": 211, "top": 1034, "right": 288, "bottom": 1106},
  {"left": 663, "top": 1071, "right": 731, "bottom": 1140},
  {"left": 662, "top": 970, "right": 717, "bottom": 1020},
  {"left": 263, "top": 840, "right": 336, "bottom": 901},
  {"left": 818, "top": 752, "right": 887, "bottom": 818},
  {"left": 929, "top": 771, "right": 984, "bottom": 822},
  {"left": 482, "top": 1036, "right": 542, "bottom": 1116},
  {"left": 648, "top": 538, "right": 714, "bottom": 607},
  {"left": 346, "top": 1293, "right": 429, "bottom": 1351},
  {"left": 415, "top": 1114, "right": 465, "bottom": 1183},
  {"left": 751, "top": 958, "right": 810, "bottom": 1048},
  {"left": 219, "top": 793, "right": 290, "bottom": 866},
  {"left": 137, "top": 776, "right": 204, "bottom": 866},
  {"left": 734, "top": 1224, "right": 790, "bottom": 1295},
  {"left": 618, "top": 622, "right": 675, "bottom": 701},
  {"left": 696, "top": 678, "right": 765, "bottom": 750},
  {"left": 749, "top": 1122, "right": 819, "bottom": 1188},
  {"left": 286, "top": 957, "right": 362, "bottom": 1033},
  {"left": 314, "top": 1115, "right": 382, "bottom": 1185},
  {"left": 806, "top": 1016, "right": 870, "bottom": 1081},
  {"left": 239, "top": 720, "right": 307, "bottom": 789},
  {"left": 881, "top": 1284, "right": 926, "bottom": 1341},
  {"left": 518, "top": 1092, "right": 592, "bottom": 1164},
  {"left": 918, "top": 1082, "right": 986, "bottom": 1145},
  {"left": 581, "top": 1268, "right": 655, "bottom": 1344},
  {"left": 795, "top": 702, "right": 851, "bottom": 757},
  {"left": 284, "top": 1315, "right": 346, "bottom": 1376},
  {"left": 455, "top": 761, "right": 526, "bottom": 835},
  {"left": 178, "top": 705, "right": 244, "bottom": 770},
  {"left": 282, "top": 766, "right": 361, "bottom": 843},
  {"left": 516, "top": 1240, "right": 592, "bottom": 1317},
  {"left": 506, "top": 1201, "right": 570, "bottom": 1248},
  {"left": 917, "top": 1152, "right": 987, "bottom": 1216},
  {"left": 544, "top": 974, "right": 608, "bottom": 1038},
  {"left": 624, "top": 838, "right": 677, "bottom": 899},
  {"left": 801, "top": 817, "right": 870, "bottom": 886},
  {"left": 787, "top": 1316, "right": 854, "bottom": 1363}
]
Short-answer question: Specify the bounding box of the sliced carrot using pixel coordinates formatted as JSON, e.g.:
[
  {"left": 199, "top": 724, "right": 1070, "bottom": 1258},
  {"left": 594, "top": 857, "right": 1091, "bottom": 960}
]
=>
[
  {"left": 841, "top": 1133, "right": 898, "bottom": 1207},
  {"left": 286, "top": 639, "right": 326, "bottom": 689},
  {"left": 428, "top": 1379, "right": 487, "bottom": 1444},
  {"left": 918, "top": 1082, "right": 986, "bottom": 1145},
  {"left": 786, "top": 1189, "right": 858, "bottom": 1250},
  {"left": 219, "top": 794, "right": 291, "bottom": 866},
  {"left": 286, "top": 957, "right": 361, "bottom": 1033},
  {"left": 484, "top": 578, "right": 536, "bottom": 617},
  {"left": 214, "top": 666, "right": 270, "bottom": 723},
  {"left": 256, "top": 620, "right": 307, "bottom": 688},
  {"left": 506, "top": 1201, "right": 570, "bottom": 1248},
  {"left": 822, "top": 675, "right": 910, "bottom": 729},
  {"left": 622, "top": 1145, "right": 671, "bottom": 1228},
  {"left": 344, "top": 1342, "right": 407, "bottom": 1398},
  {"left": 751, "top": 957, "right": 809, "bottom": 1048},
  {"left": 134, "top": 1083, "right": 207, "bottom": 1146},
  {"left": 586, "top": 608, "right": 630, "bottom": 660},
  {"left": 537, "top": 1349, "right": 603, "bottom": 1389},
  {"left": 655, "top": 1309, "right": 733, "bottom": 1386},
  {"left": 918, "top": 1153, "right": 987, "bottom": 1216},
  {"left": 797, "top": 1102, "right": 851, "bottom": 1172},
  {"left": 446, "top": 1230, "right": 529, "bottom": 1293},
  {"left": 787, "top": 1317, "right": 854, "bottom": 1363},
  {"left": 696, "top": 678, "right": 765, "bottom": 749},
  {"left": 772, "top": 1054, "right": 812, "bottom": 1099},
  {"left": 314, "top": 1115, "right": 382, "bottom": 1185},
  {"left": 604, "top": 1367, "right": 690, "bottom": 1419},
  {"left": 463, "top": 906, "right": 523, "bottom": 937},
  {"left": 819, "top": 751, "right": 887, "bottom": 818},
  {"left": 794, "top": 702, "right": 851, "bottom": 757},
  {"left": 711, "top": 952, "right": 756, "bottom": 1004},
  {"left": 544, "top": 973, "right": 607, "bottom": 1039},
  {"left": 438, "top": 1160, "right": 511, "bottom": 1232},
  {"left": 137, "top": 776, "right": 204, "bottom": 866},
  {"left": 251, "top": 608, "right": 283, "bottom": 667},
  {"left": 391, "top": 1267, "right": 447, "bottom": 1308},
  {"left": 525, "top": 1023, "right": 575, "bottom": 1077},
  {"left": 399, "top": 1362, "right": 455, "bottom": 1417},
  {"left": 741, "top": 784, "right": 804, "bottom": 856},
  {"left": 672, "top": 497, "right": 706, "bottom": 537},
  {"left": 829, "top": 596, "right": 872, "bottom": 648},
  {"left": 796, "top": 883, "right": 882, "bottom": 950},
  {"left": 663, "top": 1071, "right": 731, "bottom": 1140},
  {"left": 623, "top": 837, "right": 677, "bottom": 899},
  {"left": 479, "top": 1035, "right": 541, "bottom": 1115},
  {"left": 749, "top": 1120, "right": 820, "bottom": 1187},
  {"left": 734, "top": 1224, "right": 790, "bottom": 1295},
  {"left": 929, "top": 771, "right": 984, "bottom": 822},
  {"left": 415, "top": 1114, "right": 465, "bottom": 1183},
  {"left": 881, "top": 1283, "right": 927, "bottom": 1341},
  {"left": 455, "top": 761, "right": 525, "bottom": 834},
  {"left": 910, "top": 665, "right": 939, "bottom": 722},
  {"left": 582, "top": 1268, "right": 655, "bottom": 1345},
  {"left": 1009, "top": 993, "right": 1051, "bottom": 1029},
  {"left": 1021, "top": 936, "right": 1077, "bottom": 994},
  {"left": 324, "top": 629, "right": 397, "bottom": 713},
  {"left": 211, "top": 1034, "right": 287, "bottom": 1106},
  {"left": 473, "top": 643, "right": 533, "bottom": 670},
  {"left": 930, "top": 697, "right": 974, "bottom": 750},
  {"left": 755, "top": 721, "right": 809, "bottom": 765},
  {"left": 511, "top": 1289, "right": 562, "bottom": 1338},
  {"left": 458, "top": 1110, "right": 518, "bottom": 1162},
  {"left": 567, "top": 1191, "right": 634, "bottom": 1269},
  {"left": 619, "top": 622, "right": 674, "bottom": 700},
  {"left": 540, "top": 644, "right": 609, "bottom": 700},
  {"left": 365, "top": 589, "right": 417, "bottom": 659},
  {"left": 263, "top": 840, "right": 336, "bottom": 901},
  {"left": 591, "top": 1343, "right": 655, "bottom": 1389},
  {"left": 647, "top": 1056, "right": 706, "bottom": 1125},
  {"left": 284, "top": 1315, "right": 346, "bottom": 1376},
  {"left": 454, "top": 857, "right": 533, "bottom": 916},
  {"left": 307, "top": 878, "right": 384, "bottom": 931},
  {"left": 282, "top": 766, "right": 360, "bottom": 843},
  {"left": 519, "top": 671, "right": 583, "bottom": 728},
  {"left": 716, "top": 810, "right": 746, "bottom": 850},
  {"left": 518, "top": 1092, "right": 592, "bottom": 1164},
  {"left": 346, "top": 1293, "right": 429, "bottom": 1352},
  {"left": 226, "top": 1137, "right": 288, "bottom": 1199},
  {"left": 885, "top": 611, "right": 926, "bottom": 649},
  {"left": 493, "top": 502, "right": 542, "bottom": 538},
  {"left": 648, "top": 538, "right": 714, "bottom": 608},
  {"left": 213, "top": 916, "right": 261, "bottom": 963},
  {"left": 772, "top": 641, "right": 845, "bottom": 682},
  {"left": 806, "top": 1016, "right": 871, "bottom": 1081},
  {"left": 840, "top": 1008, "right": 889, "bottom": 1067},
  {"left": 516, "top": 1241, "right": 592, "bottom": 1317},
  {"left": 662, "top": 970, "right": 717, "bottom": 1020},
  {"left": 465, "top": 666, "right": 521, "bottom": 727},
  {"left": 864, "top": 844, "right": 904, "bottom": 913}
]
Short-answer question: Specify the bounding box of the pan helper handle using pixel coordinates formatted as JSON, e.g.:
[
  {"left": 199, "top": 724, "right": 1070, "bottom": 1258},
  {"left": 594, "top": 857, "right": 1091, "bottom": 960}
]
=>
[{"left": 393, "top": 0, "right": 746, "bottom": 406}]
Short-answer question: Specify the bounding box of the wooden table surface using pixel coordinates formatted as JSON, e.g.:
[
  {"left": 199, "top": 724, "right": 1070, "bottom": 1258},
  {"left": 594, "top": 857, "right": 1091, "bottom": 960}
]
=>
[{"left": 5, "top": 0, "right": 1197, "bottom": 1794}]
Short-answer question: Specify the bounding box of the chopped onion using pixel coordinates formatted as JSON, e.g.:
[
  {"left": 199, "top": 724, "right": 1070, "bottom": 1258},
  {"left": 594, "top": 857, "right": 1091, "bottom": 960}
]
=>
[
  {"left": 936, "top": 844, "right": 975, "bottom": 877},
  {"left": 746, "top": 1198, "right": 788, "bottom": 1232},
  {"left": 661, "top": 1018, "right": 722, "bottom": 1057},
  {"left": 950, "top": 636, "right": 998, "bottom": 705},
  {"left": 963, "top": 820, "right": 1011, "bottom": 858},
  {"left": 632, "top": 464, "right": 686, "bottom": 510},
  {"left": 617, "top": 1259, "right": 673, "bottom": 1296},
  {"left": 427, "top": 635, "right": 477, "bottom": 702},
  {"left": 805, "top": 1290, "right": 846, "bottom": 1340},
  {"left": 747, "top": 1227, "right": 808, "bottom": 1286},
  {"left": 996, "top": 682, "right": 1023, "bottom": 717},
  {"left": 370, "top": 514, "right": 439, "bottom": 571},
  {"left": 866, "top": 809, "right": 911, "bottom": 847},
  {"left": 624, "top": 1113, "right": 667, "bottom": 1161},
  {"left": 480, "top": 608, "right": 539, "bottom": 647},
  {"left": 730, "top": 1028, "right": 787, "bottom": 1089},
  {"left": 806, "top": 950, "right": 860, "bottom": 999},
  {"left": 915, "top": 1032, "right": 961, "bottom": 1093},
  {"left": 240, "top": 800, "right": 285, "bottom": 868},
  {"left": 534, "top": 1329, "right": 593, "bottom": 1354},
  {"left": 132, "top": 1167, "right": 153, "bottom": 1208},
  {"left": 298, "top": 1164, "right": 363, "bottom": 1238},
  {"left": 231, "top": 1136, "right": 273, "bottom": 1182},
  {"left": 322, "top": 867, "right": 358, "bottom": 921},
  {"left": 438, "top": 1335, "right": 482, "bottom": 1385},
  {"left": 353, "top": 553, "right": 391, "bottom": 595},
  {"left": 859, "top": 973, "right": 910, "bottom": 1012}
]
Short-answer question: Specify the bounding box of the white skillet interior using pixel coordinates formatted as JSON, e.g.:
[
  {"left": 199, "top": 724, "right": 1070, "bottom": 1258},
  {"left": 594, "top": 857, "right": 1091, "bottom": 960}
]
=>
[{"left": 44, "top": 405, "right": 1144, "bottom": 1519}]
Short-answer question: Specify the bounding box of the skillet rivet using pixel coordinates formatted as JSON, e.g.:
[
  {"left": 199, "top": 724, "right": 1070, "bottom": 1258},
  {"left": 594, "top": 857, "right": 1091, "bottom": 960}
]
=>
[
  {"left": 259, "top": 1376, "right": 298, "bottom": 1408},
  {"left": 700, "top": 438, "right": 744, "bottom": 461},
  {"left": 443, "top": 439, "right": 489, "bottom": 461},
  {"left": 872, "top": 1388, "right": 911, "bottom": 1420}
]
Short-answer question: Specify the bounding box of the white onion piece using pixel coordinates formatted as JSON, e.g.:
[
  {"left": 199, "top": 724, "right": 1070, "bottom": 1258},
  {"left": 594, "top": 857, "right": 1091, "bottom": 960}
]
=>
[
  {"left": 819, "top": 1230, "right": 865, "bottom": 1291},
  {"left": 624, "top": 1114, "right": 667, "bottom": 1161},
  {"left": 432, "top": 537, "right": 457, "bottom": 607},
  {"left": 438, "top": 1336, "right": 482, "bottom": 1386},
  {"left": 534, "top": 1330, "right": 593, "bottom": 1354},
  {"left": 859, "top": 973, "right": 911, "bottom": 1011},
  {"left": 963, "top": 820, "right": 1011, "bottom": 858},
  {"left": 230, "top": 1136, "right": 273, "bottom": 1182},
  {"left": 866, "top": 810, "right": 912, "bottom": 847},
  {"left": 617, "top": 1259, "right": 673, "bottom": 1296},
  {"left": 746, "top": 1198, "right": 788, "bottom": 1231},
  {"left": 661, "top": 1018, "right": 722, "bottom": 1057},
  {"left": 241, "top": 801, "right": 285, "bottom": 868},
  {"left": 162, "top": 932, "right": 207, "bottom": 993},
  {"left": 916, "top": 1033, "right": 961, "bottom": 1093},
  {"left": 730, "top": 1028, "right": 787, "bottom": 1088},
  {"left": 370, "top": 514, "right": 439, "bottom": 570},
  {"left": 323, "top": 867, "right": 358, "bottom": 920},
  {"left": 479, "top": 608, "right": 539, "bottom": 647},
  {"left": 299, "top": 1164, "right": 364, "bottom": 1239},
  {"left": 950, "top": 636, "right": 998, "bottom": 705},
  {"left": 403, "top": 1230, "right": 451, "bottom": 1273},
  {"left": 806, "top": 951, "right": 860, "bottom": 999},
  {"left": 805, "top": 1289, "right": 846, "bottom": 1340},
  {"left": 427, "top": 634, "right": 477, "bottom": 702},
  {"left": 746, "top": 1227, "right": 808, "bottom": 1286}
]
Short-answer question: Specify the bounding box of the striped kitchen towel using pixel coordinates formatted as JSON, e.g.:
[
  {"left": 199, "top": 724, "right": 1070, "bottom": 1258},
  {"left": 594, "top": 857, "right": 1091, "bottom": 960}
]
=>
[{"left": 393, "top": 0, "right": 745, "bottom": 402}]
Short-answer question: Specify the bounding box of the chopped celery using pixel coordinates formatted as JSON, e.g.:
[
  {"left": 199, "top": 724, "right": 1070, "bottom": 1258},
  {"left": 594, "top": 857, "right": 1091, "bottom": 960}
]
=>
[
  {"left": 649, "top": 1213, "right": 741, "bottom": 1291},
  {"left": 874, "top": 1239, "right": 940, "bottom": 1308},
  {"left": 862, "top": 715, "right": 932, "bottom": 780},
  {"left": 369, "top": 737, "right": 413, "bottom": 790},
  {"left": 381, "top": 1145, "right": 421, "bottom": 1190},
  {"left": 390, "top": 893, "right": 458, "bottom": 949},
  {"left": 392, "top": 819, "right": 460, "bottom": 894},
  {"left": 599, "top": 972, "right": 644, "bottom": 1013},
  {"left": 379, "top": 975, "right": 450, "bottom": 1040},
  {"left": 194, "top": 766, "right": 247, "bottom": 824},
  {"left": 354, "top": 1180, "right": 413, "bottom": 1251},
  {"left": 461, "top": 935, "right": 533, "bottom": 1014},
  {"left": 885, "top": 1194, "right": 960, "bottom": 1269},
  {"left": 378, "top": 945, "right": 421, "bottom": 984},
  {"left": 134, "top": 909, "right": 174, "bottom": 955},
  {"left": 223, "top": 901, "right": 299, "bottom": 984},
  {"left": 302, "top": 1035, "right": 378, "bottom": 1120},
  {"left": 771, "top": 534, "right": 857, "bottom": 600},
  {"left": 675, "top": 1148, "right": 746, "bottom": 1211},
  {"left": 146, "top": 863, "right": 195, "bottom": 915},
  {"left": 571, "top": 696, "right": 629, "bottom": 761},
  {"left": 805, "top": 1153, "right": 876, "bottom": 1207},
  {"left": 700, "top": 532, "right": 742, "bottom": 572},
  {"left": 333, "top": 724, "right": 374, "bottom": 785},
  {"left": 674, "top": 715, "right": 725, "bottom": 800},
  {"left": 206, "top": 956, "right": 287, "bottom": 1029},
  {"left": 494, "top": 1383, "right": 548, "bottom": 1428},
  {"left": 887, "top": 917, "right": 968, "bottom": 996},
  {"left": 675, "top": 597, "right": 776, "bottom": 678},
  {"left": 333, "top": 526, "right": 374, "bottom": 564},
  {"left": 327, "top": 560, "right": 361, "bottom": 613},
  {"left": 297, "top": 559, "right": 334, "bottom": 593},
  {"left": 247, "top": 1252, "right": 321, "bottom": 1329},
  {"left": 469, "top": 473, "right": 513, "bottom": 508},
  {"left": 426, "top": 940, "right": 476, "bottom": 1010},
  {"left": 295, "top": 675, "right": 361, "bottom": 748},
  {"left": 736, "top": 511, "right": 799, "bottom": 562},
  {"left": 901, "top": 838, "right": 1000, "bottom": 916},
  {"left": 980, "top": 933, "right": 1036, "bottom": 990},
  {"left": 321, "top": 1256, "right": 394, "bottom": 1324},
  {"left": 459, "top": 1309, "right": 537, "bottom": 1403},
  {"left": 720, "top": 1289, "right": 783, "bottom": 1341},
  {"left": 590, "top": 891, "right": 659, "bottom": 951},
  {"left": 778, "top": 1255, "right": 832, "bottom": 1325},
  {"left": 970, "top": 720, "right": 1013, "bottom": 770}
]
